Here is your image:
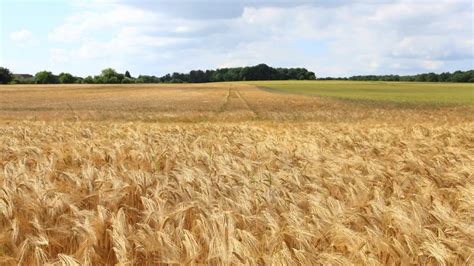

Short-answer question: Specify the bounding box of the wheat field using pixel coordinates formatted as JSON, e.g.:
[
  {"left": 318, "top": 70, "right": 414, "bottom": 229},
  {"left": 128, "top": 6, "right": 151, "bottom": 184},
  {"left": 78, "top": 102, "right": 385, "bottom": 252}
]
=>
[{"left": 0, "top": 83, "right": 473, "bottom": 265}]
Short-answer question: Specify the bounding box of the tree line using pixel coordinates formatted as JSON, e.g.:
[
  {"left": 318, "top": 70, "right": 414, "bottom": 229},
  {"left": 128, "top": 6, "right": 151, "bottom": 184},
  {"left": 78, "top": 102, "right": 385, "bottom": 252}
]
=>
[
  {"left": 1, "top": 65, "right": 473, "bottom": 84},
  {"left": 319, "top": 70, "right": 474, "bottom": 83},
  {"left": 0, "top": 64, "right": 316, "bottom": 84}
]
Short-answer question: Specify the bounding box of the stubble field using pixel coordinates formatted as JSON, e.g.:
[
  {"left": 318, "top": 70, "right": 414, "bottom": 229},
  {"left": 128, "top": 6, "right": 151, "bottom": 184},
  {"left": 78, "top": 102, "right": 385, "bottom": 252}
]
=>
[{"left": 0, "top": 82, "right": 473, "bottom": 265}]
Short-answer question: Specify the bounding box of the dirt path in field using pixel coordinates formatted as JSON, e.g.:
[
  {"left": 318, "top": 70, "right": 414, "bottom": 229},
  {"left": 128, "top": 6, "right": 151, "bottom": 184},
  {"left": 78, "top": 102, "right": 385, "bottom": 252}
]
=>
[{"left": 219, "top": 86, "right": 258, "bottom": 118}]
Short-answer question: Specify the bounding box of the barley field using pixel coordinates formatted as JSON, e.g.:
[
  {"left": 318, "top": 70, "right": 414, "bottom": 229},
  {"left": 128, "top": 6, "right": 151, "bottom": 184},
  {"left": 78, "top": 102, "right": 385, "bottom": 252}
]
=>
[{"left": 0, "top": 82, "right": 473, "bottom": 265}]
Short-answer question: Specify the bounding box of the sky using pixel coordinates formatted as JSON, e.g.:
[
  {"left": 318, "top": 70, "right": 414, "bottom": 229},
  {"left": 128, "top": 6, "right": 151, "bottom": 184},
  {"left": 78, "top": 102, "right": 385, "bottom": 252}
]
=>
[{"left": 0, "top": 0, "right": 473, "bottom": 77}]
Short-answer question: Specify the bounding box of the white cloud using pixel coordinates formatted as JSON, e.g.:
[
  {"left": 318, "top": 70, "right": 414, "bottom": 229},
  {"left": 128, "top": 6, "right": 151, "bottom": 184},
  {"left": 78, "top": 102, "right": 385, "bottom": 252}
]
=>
[
  {"left": 49, "top": 48, "right": 69, "bottom": 64},
  {"left": 46, "top": 0, "right": 473, "bottom": 76},
  {"left": 76, "top": 29, "right": 188, "bottom": 60},
  {"left": 48, "top": 5, "right": 159, "bottom": 42},
  {"left": 10, "top": 29, "right": 33, "bottom": 42}
]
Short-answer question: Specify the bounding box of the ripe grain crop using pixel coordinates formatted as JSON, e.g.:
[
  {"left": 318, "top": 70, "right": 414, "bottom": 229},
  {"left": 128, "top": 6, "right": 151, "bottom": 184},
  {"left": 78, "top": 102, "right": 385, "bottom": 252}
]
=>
[
  {"left": 1, "top": 121, "right": 473, "bottom": 265},
  {"left": 1, "top": 83, "right": 471, "bottom": 123},
  {"left": 0, "top": 83, "right": 473, "bottom": 264}
]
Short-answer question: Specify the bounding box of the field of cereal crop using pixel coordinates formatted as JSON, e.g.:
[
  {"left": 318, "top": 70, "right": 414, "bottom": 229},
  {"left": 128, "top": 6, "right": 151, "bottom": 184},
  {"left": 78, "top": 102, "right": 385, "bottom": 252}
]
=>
[
  {"left": 251, "top": 80, "right": 474, "bottom": 106},
  {"left": 0, "top": 82, "right": 473, "bottom": 264}
]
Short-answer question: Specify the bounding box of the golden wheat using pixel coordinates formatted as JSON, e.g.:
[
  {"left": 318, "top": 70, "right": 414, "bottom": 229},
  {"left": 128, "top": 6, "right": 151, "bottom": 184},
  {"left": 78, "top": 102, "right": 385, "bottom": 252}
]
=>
[
  {"left": 1, "top": 83, "right": 473, "bottom": 264},
  {"left": 0, "top": 119, "right": 473, "bottom": 265}
]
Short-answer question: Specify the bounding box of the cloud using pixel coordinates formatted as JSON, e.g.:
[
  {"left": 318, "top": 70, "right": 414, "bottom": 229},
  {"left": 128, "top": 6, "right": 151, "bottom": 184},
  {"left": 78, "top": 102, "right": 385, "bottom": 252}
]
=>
[
  {"left": 49, "top": 48, "right": 69, "bottom": 64},
  {"left": 10, "top": 29, "right": 33, "bottom": 42},
  {"left": 46, "top": 0, "right": 473, "bottom": 76},
  {"left": 76, "top": 27, "right": 190, "bottom": 60},
  {"left": 48, "top": 5, "right": 159, "bottom": 42}
]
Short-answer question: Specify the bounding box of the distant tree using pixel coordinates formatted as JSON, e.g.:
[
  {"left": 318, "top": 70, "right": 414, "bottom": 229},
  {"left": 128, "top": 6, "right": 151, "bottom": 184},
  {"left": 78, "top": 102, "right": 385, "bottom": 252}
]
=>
[
  {"left": 84, "top": 76, "right": 94, "bottom": 84},
  {"left": 12, "top": 74, "right": 35, "bottom": 84},
  {"left": 93, "top": 75, "right": 103, "bottom": 84},
  {"left": 171, "top": 72, "right": 187, "bottom": 82},
  {"left": 137, "top": 75, "right": 160, "bottom": 83},
  {"left": 100, "top": 68, "right": 119, "bottom": 83},
  {"left": 426, "top": 72, "right": 438, "bottom": 82},
  {"left": 170, "top": 78, "right": 184, "bottom": 83},
  {"left": 35, "top": 71, "right": 58, "bottom": 84},
  {"left": 204, "top": 70, "right": 213, "bottom": 81},
  {"left": 58, "top": 72, "right": 75, "bottom": 83},
  {"left": 121, "top": 77, "right": 134, "bottom": 84},
  {"left": 467, "top": 70, "right": 474, "bottom": 83},
  {"left": 288, "top": 68, "right": 300, "bottom": 80},
  {"left": 160, "top": 74, "right": 171, "bottom": 83},
  {"left": 451, "top": 71, "right": 470, "bottom": 82},
  {"left": 0, "top": 67, "right": 13, "bottom": 84},
  {"left": 223, "top": 68, "right": 240, "bottom": 81},
  {"left": 438, "top": 72, "right": 450, "bottom": 82},
  {"left": 307, "top": 72, "right": 317, "bottom": 80},
  {"left": 345, "top": 70, "right": 474, "bottom": 83},
  {"left": 414, "top": 74, "right": 427, "bottom": 82},
  {"left": 249, "top": 64, "right": 275, "bottom": 80},
  {"left": 108, "top": 76, "right": 119, "bottom": 84},
  {"left": 238, "top": 67, "right": 251, "bottom": 81},
  {"left": 96, "top": 68, "right": 125, "bottom": 83},
  {"left": 399, "top": 75, "right": 415, "bottom": 82},
  {"left": 189, "top": 70, "right": 207, "bottom": 83},
  {"left": 10, "top": 77, "right": 21, "bottom": 84},
  {"left": 9, "top": 63, "right": 474, "bottom": 85},
  {"left": 211, "top": 71, "right": 223, "bottom": 82},
  {"left": 117, "top": 73, "right": 125, "bottom": 82},
  {"left": 275, "top": 68, "right": 288, "bottom": 80}
]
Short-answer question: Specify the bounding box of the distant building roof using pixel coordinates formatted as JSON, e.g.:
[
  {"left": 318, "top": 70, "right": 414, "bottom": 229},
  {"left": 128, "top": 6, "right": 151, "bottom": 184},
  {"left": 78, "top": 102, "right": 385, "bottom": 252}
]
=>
[{"left": 13, "top": 74, "right": 34, "bottom": 78}]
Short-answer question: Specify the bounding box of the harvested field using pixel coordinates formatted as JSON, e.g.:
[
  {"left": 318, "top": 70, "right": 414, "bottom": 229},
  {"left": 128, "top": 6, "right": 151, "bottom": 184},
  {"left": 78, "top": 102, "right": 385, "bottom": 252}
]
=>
[{"left": 0, "top": 82, "right": 473, "bottom": 264}]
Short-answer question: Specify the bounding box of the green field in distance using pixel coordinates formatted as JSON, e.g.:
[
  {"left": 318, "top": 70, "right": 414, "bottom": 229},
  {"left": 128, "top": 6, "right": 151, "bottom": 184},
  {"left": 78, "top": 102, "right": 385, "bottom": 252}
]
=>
[{"left": 246, "top": 80, "right": 474, "bottom": 106}]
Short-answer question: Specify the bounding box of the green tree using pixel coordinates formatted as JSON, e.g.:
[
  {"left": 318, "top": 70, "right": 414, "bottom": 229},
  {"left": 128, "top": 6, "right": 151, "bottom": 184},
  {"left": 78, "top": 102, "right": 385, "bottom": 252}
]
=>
[
  {"left": 125, "top": 70, "right": 132, "bottom": 78},
  {"left": 451, "top": 71, "right": 470, "bottom": 82},
  {"left": 170, "top": 78, "right": 183, "bottom": 83},
  {"left": 438, "top": 72, "right": 450, "bottom": 82},
  {"left": 101, "top": 68, "right": 117, "bottom": 83},
  {"left": 35, "top": 71, "right": 58, "bottom": 84},
  {"left": 93, "top": 75, "right": 103, "bottom": 84},
  {"left": 0, "top": 67, "right": 13, "bottom": 84},
  {"left": 121, "top": 77, "right": 134, "bottom": 83},
  {"left": 171, "top": 72, "right": 186, "bottom": 82},
  {"left": 84, "top": 76, "right": 94, "bottom": 84},
  {"left": 58, "top": 72, "right": 75, "bottom": 84},
  {"left": 414, "top": 74, "right": 427, "bottom": 82},
  {"left": 223, "top": 68, "right": 240, "bottom": 81},
  {"left": 108, "top": 76, "right": 119, "bottom": 84},
  {"left": 306, "top": 72, "right": 316, "bottom": 80},
  {"left": 426, "top": 73, "right": 438, "bottom": 82},
  {"left": 189, "top": 70, "right": 207, "bottom": 83},
  {"left": 99, "top": 68, "right": 124, "bottom": 83},
  {"left": 10, "top": 77, "right": 21, "bottom": 84}
]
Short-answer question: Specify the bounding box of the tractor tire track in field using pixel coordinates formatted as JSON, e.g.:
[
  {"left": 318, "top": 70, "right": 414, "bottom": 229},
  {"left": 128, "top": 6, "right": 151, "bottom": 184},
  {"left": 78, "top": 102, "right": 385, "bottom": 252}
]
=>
[
  {"left": 234, "top": 87, "right": 258, "bottom": 118},
  {"left": 219, "top": 87, "right": 232, "bottom": 112},
  {"left": 219, "top": 86, "right": 257, "bottom": 118}
]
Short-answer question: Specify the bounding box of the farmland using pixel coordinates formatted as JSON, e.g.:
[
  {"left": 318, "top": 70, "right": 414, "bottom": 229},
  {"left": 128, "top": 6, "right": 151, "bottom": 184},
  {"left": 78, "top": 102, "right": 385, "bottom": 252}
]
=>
[
  {"left": 0, "top": 81, "right": 473, "bottom": 265},
  {"left": 251, "top": 80, "right": 474, "bottom": 106}
]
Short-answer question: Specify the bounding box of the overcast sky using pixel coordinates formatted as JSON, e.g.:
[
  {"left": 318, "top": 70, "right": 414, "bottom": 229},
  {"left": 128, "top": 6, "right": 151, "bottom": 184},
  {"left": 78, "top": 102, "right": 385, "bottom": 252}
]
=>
[{"left": 1, "top": 0, "right": 473, "bottom": 77}]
